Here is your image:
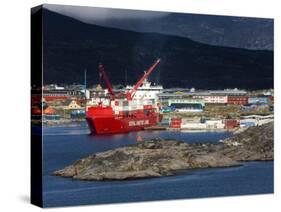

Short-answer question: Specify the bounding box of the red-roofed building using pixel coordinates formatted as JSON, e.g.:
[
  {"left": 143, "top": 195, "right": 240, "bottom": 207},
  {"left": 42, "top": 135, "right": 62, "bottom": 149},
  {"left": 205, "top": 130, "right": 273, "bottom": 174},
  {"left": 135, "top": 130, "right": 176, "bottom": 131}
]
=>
[{"left": 227, "top": 96, "right": 248, "bottom": 105}]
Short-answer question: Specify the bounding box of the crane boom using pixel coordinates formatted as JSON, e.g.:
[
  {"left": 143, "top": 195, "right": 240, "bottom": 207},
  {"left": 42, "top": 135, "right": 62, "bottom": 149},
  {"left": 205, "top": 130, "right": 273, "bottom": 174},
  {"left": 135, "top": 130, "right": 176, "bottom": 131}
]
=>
[
  {"left": 98, "top": 63, "right": 115, "bottom": 100},
  {"left": 126, "top": 58, "right": 161, "bottom": 100}
]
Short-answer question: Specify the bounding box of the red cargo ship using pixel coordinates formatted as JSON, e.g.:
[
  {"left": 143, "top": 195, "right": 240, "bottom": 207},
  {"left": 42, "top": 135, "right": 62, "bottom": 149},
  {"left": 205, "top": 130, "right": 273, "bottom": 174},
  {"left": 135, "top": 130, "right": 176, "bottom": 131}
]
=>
[{"left": 86, "top": 59, "right": 162, "bottom": 135}]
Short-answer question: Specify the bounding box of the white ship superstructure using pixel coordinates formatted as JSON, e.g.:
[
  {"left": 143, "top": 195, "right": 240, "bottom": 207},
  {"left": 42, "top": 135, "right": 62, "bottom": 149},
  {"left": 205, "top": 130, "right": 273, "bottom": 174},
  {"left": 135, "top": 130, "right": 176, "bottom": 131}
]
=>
[{"left": 125, "top": 79, "right": 163, "bottom": 110}]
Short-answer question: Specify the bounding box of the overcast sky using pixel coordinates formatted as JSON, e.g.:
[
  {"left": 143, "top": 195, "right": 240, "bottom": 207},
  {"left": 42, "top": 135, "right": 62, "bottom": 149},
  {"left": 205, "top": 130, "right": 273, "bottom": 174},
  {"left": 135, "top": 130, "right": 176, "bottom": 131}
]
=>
[{"left": 44, "top": 4, "right": 169, "bottom": 23}]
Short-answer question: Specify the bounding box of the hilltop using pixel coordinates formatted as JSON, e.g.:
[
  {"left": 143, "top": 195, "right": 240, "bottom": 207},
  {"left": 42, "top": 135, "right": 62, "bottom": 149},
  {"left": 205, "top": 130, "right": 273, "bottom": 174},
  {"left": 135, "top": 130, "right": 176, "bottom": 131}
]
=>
[{"left": 42, "top": 9, "right": 273, "bottom": 89}]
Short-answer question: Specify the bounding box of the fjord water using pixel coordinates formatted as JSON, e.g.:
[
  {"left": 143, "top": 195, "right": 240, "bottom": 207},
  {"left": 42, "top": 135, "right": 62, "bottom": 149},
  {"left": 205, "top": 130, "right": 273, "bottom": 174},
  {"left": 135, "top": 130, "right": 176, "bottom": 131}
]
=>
[{"left": 42, "top": 122, "right": 273, "bottom": 207}]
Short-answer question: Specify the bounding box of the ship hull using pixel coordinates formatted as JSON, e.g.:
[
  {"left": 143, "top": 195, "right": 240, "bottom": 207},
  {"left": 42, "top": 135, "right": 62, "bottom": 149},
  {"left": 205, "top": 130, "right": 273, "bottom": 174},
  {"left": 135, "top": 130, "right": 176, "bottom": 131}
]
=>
[{"left": 86, "top": 114, "right": 158, "bottom": 135}]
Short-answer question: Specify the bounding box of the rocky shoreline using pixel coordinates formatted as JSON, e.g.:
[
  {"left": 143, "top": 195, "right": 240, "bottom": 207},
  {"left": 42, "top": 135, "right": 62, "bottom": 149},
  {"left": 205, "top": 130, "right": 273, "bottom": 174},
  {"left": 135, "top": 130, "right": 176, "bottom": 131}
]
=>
[{"left": 53, "top": 122, "right": 273, "bottom": 181}]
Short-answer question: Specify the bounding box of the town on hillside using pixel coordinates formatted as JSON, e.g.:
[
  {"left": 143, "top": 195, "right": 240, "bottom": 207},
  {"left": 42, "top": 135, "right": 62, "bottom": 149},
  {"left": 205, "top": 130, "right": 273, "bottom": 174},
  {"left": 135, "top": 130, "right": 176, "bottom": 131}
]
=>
[{"left": 31, "top": 83, "right": 274, "bottom": 131}]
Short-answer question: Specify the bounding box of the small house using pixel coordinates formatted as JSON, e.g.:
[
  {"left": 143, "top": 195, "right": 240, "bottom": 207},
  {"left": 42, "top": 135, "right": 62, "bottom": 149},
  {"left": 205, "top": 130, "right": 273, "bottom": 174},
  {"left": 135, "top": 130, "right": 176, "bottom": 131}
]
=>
[{"left": 64, "top": 99, "right": 82, "bottom": 110}]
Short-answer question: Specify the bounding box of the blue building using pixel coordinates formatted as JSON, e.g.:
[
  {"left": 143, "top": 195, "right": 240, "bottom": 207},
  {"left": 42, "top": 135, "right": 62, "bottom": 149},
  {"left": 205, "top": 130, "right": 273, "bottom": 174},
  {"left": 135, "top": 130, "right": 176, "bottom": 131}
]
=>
[{"left": 248, "top": 96, "right": 269, "bottom": 104}]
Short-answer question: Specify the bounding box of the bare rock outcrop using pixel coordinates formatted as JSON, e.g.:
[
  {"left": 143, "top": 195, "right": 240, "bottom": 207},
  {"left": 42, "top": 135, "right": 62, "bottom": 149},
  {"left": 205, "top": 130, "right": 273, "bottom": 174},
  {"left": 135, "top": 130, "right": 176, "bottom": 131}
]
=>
[
  {"left": 53, "top": 122, "right": 273, "bottom": 180},
  {"left": 222, "top": 122, "right": 273, "bottom": 161}
]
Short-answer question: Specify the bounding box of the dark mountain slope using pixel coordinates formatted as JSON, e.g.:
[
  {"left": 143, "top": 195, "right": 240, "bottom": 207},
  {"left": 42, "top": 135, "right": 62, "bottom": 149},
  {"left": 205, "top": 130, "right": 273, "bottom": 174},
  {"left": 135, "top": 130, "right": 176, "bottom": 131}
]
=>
[
  {"left": 95, "top": 13, "right": 273, "bottom": 50},
  {"left": 43, "top": 9, "right": 273, "bottom": 89}
]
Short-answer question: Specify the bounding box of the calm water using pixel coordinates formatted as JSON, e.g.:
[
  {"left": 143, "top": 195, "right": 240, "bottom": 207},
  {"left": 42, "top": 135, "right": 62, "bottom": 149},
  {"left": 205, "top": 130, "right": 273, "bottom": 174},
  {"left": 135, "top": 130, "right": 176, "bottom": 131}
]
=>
[{"left": 42, "top": 122, "right": 273, "bottom": 207}]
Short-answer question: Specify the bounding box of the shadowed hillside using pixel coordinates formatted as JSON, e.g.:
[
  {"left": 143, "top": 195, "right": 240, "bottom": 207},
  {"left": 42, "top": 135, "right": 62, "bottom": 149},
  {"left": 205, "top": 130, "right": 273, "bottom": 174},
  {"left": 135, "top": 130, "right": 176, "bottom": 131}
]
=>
[{"left": 43, "top": 9, "right": 273, "bottom": 89}]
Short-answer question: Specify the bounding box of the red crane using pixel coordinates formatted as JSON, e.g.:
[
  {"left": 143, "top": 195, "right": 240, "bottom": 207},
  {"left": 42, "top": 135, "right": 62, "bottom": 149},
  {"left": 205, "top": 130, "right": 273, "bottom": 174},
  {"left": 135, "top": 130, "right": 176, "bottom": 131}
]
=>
[
  {"left": 98, "top": 63, "right": 115, "bottom": 100},
  {"left": 98, "top": 58, "right": 161, "bottom": 101},
  {"left": 125, "top": 58, "right": 161, "bottom": 101}
]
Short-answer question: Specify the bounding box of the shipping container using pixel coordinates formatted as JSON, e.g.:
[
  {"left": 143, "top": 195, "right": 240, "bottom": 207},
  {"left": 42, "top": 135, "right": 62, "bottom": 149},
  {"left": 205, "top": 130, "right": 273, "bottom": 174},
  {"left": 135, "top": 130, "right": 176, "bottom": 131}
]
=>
[
  {"left": 170, "top": 118, "right": 182, "bottom": 128},
  {"left": 224, "top": 119, "right": 239, "bottom": 129}
]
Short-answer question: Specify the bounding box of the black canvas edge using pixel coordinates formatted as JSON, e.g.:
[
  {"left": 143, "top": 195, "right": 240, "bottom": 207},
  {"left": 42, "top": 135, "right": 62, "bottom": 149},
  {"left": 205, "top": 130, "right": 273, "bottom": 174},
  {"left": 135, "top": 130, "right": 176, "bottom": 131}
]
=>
[{"left": 31, "top": 5, "right": 43, "bottom": 208}]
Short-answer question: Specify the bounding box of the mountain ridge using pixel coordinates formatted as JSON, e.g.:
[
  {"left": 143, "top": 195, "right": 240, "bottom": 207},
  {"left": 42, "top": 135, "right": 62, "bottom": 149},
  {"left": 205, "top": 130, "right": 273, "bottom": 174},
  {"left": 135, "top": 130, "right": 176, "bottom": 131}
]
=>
[
  {"left": 45, "top": 5, "right": 273, "bottom": 50},
  {"left": 42, "top": 9, "right": 273, "bottom": 90}
]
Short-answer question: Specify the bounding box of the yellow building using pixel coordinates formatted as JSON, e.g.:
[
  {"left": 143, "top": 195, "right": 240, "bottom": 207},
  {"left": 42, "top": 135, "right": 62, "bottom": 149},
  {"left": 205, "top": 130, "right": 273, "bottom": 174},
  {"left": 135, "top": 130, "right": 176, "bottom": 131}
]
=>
[{"left": 64, "top": 100, "right": 82, "bottom": 110}]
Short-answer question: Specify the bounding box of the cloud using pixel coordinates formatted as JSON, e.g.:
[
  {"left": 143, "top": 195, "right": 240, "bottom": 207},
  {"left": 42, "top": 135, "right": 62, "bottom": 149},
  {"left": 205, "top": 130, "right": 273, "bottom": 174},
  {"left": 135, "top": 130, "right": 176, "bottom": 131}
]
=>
[{"left": 44, "top": 4, "right": 169, "bottom": 24}]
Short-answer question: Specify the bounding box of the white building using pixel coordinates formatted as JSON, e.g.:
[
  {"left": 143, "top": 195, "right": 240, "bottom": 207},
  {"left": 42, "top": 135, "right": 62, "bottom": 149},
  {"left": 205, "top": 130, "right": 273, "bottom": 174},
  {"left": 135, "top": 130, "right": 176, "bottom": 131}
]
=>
[
  {"left": 205, "top": 120, "right": 225, "bottom": 129},
  {"left": 181, "top": 119, "right": 225, "bottom": 129},
  {"left": 194, "top": 95, "right": 228, "bottom": 104},
  {"left": 240, "top": 115, "right": 274, "bottom": 126}
]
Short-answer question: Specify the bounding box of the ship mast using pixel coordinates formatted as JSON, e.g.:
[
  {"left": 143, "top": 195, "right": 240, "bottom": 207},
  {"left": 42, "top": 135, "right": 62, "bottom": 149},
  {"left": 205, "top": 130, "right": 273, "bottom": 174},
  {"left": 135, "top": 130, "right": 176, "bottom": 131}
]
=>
[{"left": 84, "top": 68, "right": 87, "bottom": 111}]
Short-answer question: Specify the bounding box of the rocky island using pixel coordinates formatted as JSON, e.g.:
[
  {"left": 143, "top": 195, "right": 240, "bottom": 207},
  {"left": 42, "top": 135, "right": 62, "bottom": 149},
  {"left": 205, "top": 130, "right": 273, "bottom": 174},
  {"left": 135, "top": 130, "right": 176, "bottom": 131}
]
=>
[{"left": 53, "top": 122, "right": 273, "bottom": 181}]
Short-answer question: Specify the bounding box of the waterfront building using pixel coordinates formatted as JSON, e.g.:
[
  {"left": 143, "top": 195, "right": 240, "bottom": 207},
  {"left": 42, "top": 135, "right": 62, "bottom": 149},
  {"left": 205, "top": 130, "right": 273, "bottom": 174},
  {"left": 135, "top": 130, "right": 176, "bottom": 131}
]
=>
[
  {"left": 42, "top": 90, "right": 69, "bottom": 102},
  {"left": 240, "top": 114, "right": 274, "bottom": 126},
  {"left": 248, "top": 96, "right": 269, "bottom": 104},
  {"left": 31, "top": 105, "right": 61, "bottom": 121},
  {"left": 227, "top": 96, "right": 248, "bottom": 105},
  {"left": 158, "top": 93, "right": 184, "bottom": 105},
  {"left": 208, "top": 88, "right": 247, "bottom": 96},
  {"left": 239, "top": 119, "right": 258, "bottom": 127},
  {"left": 167, "top": 98, "right": 205, "bottom": 112},
  {"left": 191, "top": 89, "right": 247, "bottom": 104},
  {"left": 193, "top": 95, "right": 228, "bottom": 104}
]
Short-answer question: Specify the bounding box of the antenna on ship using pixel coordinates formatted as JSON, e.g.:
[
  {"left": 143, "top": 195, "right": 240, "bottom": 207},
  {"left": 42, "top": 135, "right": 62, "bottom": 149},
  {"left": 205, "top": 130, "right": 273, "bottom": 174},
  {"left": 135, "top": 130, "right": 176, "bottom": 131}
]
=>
[
  {"left": 125, "top": 69, "right": 128, "bottom": 85},
  {"left": 84, "top": 68, "right": 87, "bottom": 98}
]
